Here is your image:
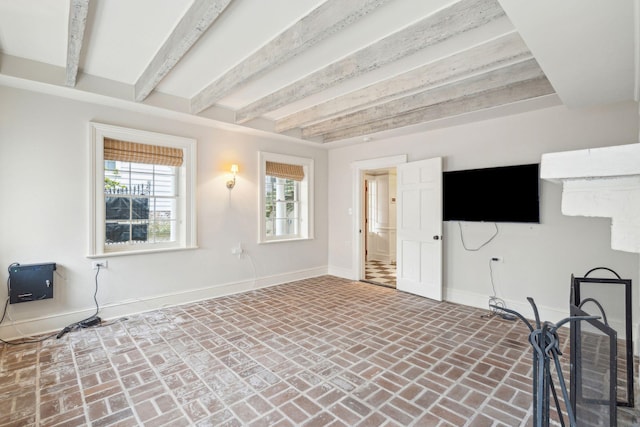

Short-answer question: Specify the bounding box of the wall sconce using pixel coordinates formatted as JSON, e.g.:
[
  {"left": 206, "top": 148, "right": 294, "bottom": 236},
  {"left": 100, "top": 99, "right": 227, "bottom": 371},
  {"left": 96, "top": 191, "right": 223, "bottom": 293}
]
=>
[{"left": 226, "top": 164, "right": 239, "bottom": 189}]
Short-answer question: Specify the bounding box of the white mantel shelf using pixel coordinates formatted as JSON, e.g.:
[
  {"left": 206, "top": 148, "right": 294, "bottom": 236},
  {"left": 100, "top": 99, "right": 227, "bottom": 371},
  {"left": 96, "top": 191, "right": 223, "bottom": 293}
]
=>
[{"left": 540, "top": 143, "right": 640, "bottom": 254}]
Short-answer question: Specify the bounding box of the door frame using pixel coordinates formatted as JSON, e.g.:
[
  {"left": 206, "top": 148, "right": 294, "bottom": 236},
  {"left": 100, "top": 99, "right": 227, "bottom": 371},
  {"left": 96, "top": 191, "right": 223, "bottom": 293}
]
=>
[{"left": 351, "top": 155, "right": 407, "bottom": 281}]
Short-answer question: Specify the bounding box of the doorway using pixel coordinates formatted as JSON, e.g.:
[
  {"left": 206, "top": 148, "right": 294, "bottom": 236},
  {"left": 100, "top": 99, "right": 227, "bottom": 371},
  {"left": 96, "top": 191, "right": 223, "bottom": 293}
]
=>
[
  {"left": 351, "top": 155, "right": 443, "bottom": 301},
  {"left": 363, "top": 168, "right": 397, "bottom": 288}
]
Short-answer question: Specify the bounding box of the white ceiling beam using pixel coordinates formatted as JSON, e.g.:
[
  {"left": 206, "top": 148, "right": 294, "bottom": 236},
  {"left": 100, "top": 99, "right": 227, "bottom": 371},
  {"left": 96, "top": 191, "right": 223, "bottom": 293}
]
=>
[
  {"left": 190, "top": 0, "right": 392, "bottom": 113},
  {"left": 302, "top": 59, "right": 545, "bottom": 138},
  {"left": 321, "top": 76, "right": 554, "bottom": 143},
  {"left": 276, "top": 32, "right": 531, "bottom": 132},
  {"left": 134, "top": 0, "right": 233, "bottom": 102},
  {"left": 303, "top": 58, "right": 546, "bottom": 138},
  {"left": 235, "top": 0, "right": 506, "bottom": 124},
  {"left": 65, "top": 0, "right": 90, "bottom": 87}
]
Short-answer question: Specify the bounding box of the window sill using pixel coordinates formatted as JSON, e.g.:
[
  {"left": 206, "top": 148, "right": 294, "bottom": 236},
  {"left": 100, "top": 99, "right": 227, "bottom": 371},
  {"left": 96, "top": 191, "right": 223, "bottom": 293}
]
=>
[
  {"left": 259, "top": 237, "right": 314, "bottom": 244},
  {"left": 87, "top": 245, "right": 198, "bottom": 258}
]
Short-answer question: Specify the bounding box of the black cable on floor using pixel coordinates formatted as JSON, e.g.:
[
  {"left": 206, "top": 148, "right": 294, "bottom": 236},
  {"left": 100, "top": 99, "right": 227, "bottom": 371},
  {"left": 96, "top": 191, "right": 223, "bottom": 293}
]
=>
[{"left": 56, "top": 265, "right": 102, "bottom": 339}]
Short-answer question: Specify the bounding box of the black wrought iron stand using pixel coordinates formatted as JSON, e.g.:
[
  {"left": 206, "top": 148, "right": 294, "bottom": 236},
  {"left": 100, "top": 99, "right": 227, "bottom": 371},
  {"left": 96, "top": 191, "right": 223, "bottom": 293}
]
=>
[{"left": 494, "top": 298, "right": 598, "bottom": 427}]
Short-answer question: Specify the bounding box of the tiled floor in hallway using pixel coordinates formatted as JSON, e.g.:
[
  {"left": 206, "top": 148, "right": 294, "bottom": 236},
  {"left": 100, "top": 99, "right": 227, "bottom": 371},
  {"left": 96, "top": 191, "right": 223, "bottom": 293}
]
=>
[
  {"left": 0, "top": 276, "right": 636, "bottom": 426},
  {"left": 364, "top": 261, "right": 396, "bottom": 288}
]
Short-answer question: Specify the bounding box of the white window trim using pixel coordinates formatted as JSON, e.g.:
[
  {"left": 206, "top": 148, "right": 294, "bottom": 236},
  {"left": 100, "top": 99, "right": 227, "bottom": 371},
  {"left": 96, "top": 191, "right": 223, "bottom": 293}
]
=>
[
  {"left": 88, "top": 122, "right": 197, "bottom": 257},
  {"left": 258, "top": 151, "right": 314, "bottom": 244}
]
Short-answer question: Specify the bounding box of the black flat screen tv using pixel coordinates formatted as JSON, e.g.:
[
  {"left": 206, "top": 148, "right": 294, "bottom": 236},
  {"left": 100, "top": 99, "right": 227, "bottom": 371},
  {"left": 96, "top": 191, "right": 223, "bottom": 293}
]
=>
[{"left": 443, "top": 163, "right": 540, "bottom": 223}]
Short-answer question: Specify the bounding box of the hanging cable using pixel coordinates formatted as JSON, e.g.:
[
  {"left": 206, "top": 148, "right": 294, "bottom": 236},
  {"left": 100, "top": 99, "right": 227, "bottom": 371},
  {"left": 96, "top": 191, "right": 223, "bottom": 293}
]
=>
[
  {"left": 482, "top": 258, "right": 515, "bottom": 321},
  {"left": 487, "top": 258, "right": 505, "bottom": 314},
  {"left": 458, "top": 222, "right": 499, "bottom": 251},
  {"left": 56, "top": 265, "right": 102, "bottom": 339}
]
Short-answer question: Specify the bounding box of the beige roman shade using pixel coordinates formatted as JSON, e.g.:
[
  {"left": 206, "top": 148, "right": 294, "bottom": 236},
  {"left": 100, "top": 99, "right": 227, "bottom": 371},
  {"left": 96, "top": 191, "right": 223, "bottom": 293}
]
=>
[
  {"left": 104, "top": 138, "right": 183, "bottom": 167},
  {"left": 266, "top": 161, "right": 305, "bottom": 181}
]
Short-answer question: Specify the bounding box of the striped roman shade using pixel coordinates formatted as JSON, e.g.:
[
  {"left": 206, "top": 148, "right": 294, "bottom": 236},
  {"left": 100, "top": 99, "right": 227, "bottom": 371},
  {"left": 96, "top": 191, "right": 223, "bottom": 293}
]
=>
[
  {"left": 104, "top": 138, "right": 183, "bottom": 167},
  {"left": 266, "top": 161, "right": 305, "bottom": 181}
]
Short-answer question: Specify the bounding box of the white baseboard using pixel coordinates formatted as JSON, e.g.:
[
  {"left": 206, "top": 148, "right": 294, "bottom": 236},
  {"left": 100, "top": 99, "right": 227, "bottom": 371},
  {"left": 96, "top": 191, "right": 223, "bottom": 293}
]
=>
[
  {"left": 0, "top": 266, "right": 328, "bottom": 341},
  {"left": 446, "top": 287, "right": 569, "bottom": 323},
  {"left": 328, "top": 265, "right": 356, "bottom": 280}
]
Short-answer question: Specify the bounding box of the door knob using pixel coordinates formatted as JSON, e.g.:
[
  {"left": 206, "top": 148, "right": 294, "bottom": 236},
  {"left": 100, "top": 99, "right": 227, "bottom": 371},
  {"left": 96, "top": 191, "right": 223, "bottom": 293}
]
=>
[{"left": 433, "top": 235, "right": 440, "bottom": 240}]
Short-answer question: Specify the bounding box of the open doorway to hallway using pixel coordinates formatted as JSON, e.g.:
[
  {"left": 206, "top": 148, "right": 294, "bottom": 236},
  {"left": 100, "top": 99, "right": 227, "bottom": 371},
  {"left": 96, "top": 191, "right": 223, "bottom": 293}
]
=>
[{"left": 363, "top": 168, "right": 397, "bottom": 288}]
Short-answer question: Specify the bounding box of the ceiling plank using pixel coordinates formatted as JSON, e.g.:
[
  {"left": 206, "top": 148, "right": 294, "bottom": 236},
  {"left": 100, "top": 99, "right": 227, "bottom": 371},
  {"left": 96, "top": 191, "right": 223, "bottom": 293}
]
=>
[
  {"left": 134, "top": 0, "right": 233, "bottom": 102},
  {"left": 190, "top": 0, "right": 392, "bottom": 113},
  {"left": 276, "top": 32, "right": 531, "bottom": 132},
  {"left": 65, "top": 0, "right": 90, "bottom": 87},
  {"left": 302, "top": 59, "right": 545, "bottom": 138},
  {"left": 235, "top": 0, "right": 506, "bottom": 124},
  {"left": 321, "top": 76, "right": 555, "bottom": 143}
]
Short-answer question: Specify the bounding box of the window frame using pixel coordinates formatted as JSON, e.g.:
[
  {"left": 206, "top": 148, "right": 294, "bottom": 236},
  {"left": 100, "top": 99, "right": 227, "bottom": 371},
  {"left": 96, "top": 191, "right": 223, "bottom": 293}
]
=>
[
  {"left": 258, "top": 152, "right": 314, "bottom": 243},
  {"left": 89, "top": 122, "right": 197, "bottom": 257}
]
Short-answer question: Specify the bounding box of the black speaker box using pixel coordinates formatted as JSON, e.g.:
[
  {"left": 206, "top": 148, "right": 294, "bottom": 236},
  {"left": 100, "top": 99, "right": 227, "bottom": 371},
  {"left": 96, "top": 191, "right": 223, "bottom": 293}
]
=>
[{"left": 9, "top": 263, "right": 56, "bottom": 304}]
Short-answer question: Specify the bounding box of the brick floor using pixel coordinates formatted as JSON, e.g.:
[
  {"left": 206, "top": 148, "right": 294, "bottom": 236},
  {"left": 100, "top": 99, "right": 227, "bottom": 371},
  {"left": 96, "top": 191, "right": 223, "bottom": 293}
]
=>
[{"left": 0, "top": 276, "right": 638, "bottom": 426}]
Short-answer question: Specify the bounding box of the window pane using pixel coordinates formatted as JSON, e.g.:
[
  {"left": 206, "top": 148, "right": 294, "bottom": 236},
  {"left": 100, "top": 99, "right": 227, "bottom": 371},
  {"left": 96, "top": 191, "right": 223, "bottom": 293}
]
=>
[
  {"left": 265, "top": 176, "right": 301, "bottom": 237},
  {"left": 259, "top": 152, "right": 312, "bottom": 243},
  {"left": 104, "top": 159, "right": 177, "bottom": 246}
]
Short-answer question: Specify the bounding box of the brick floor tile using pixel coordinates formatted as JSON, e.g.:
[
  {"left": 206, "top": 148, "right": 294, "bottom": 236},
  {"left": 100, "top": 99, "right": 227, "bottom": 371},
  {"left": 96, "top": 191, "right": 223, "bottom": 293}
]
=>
[
  {"left": 467, "top": 413, "right": 497, "bottom": 427},
  {"left": 482, "top": 405, "right": 523, "bottom": 426},
  {"left": 88, "top": 399, "right": 109, "bottom": 421},
  {"left": 430, "top": 402, "right": 468, "bottom": 426},
  {"left": 380, "top": 402, "right": 414, "bottom": 425},
  {"left": 39, "top": 406, "right": 87, "bottom": 426},
  {"left": 463, "top": 390, "right": 489, "bottom": 409},
  {"left": 281, "top": 401, "right": 310, "bottom": 424},
  {"left": 302, "top": 411, "right": 340, "bottom": 427},
  {"left": 329, "top": 402, "right": 363, "bottom": 425},
  {"left": 143, "top": 408, "right": 189, "bottom": 427}
]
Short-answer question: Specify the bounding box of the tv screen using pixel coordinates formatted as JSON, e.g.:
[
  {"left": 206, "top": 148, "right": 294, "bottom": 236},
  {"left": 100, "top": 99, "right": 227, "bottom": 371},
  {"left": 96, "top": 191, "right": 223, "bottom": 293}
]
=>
[{"left": 443, "top": 163, "right": 540, "bottom": 223}]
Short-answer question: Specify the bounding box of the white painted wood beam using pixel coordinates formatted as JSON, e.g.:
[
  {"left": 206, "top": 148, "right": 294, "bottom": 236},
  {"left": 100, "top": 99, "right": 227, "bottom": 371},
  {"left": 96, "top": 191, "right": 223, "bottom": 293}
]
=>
[
  {"left": 134, "top": 0, "right": 233, "bottom": 102},
  {"left": 190, "top": 0, "right": 392, "bottom": 113},
  {"left": 321, "top": 77, "right": 555, "bottom": 142},
  {"left": 302, "top": 59, "right": 545, "bottom": 138},
  {"left": 235, "top": 0, "right": 506, "bottom": 124},
  {"left": 276, "top": 32, "right": 531, "bottom": 132},
  {"left": 65, "top": 0, "right": 90, "bottom": 87}
]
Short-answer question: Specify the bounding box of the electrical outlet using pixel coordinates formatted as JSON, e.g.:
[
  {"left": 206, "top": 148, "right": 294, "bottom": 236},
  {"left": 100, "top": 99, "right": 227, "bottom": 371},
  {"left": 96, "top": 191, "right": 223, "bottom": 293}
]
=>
[
  {"left": 231, "top": 243, "right": 243, "bottom": 258},
  {"left": 92, "top": 260, "right": 108, "bottom": 270},
  {"left": 491, "top": 256, "right": 503, "bottom": 263}
]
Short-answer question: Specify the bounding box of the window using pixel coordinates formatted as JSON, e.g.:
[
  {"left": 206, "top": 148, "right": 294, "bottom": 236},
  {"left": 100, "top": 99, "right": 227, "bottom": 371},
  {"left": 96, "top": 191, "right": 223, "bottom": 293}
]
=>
[
  {"left": 259, "top": 152, "right": 313, "bottom": 243},
  {"left": 89, "top": 123, "right": 196, "bottom": 256}
]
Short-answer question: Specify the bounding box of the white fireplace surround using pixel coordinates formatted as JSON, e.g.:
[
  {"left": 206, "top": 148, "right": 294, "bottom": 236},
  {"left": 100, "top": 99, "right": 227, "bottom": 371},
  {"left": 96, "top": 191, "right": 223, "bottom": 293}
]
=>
[{"left": 540, "top": 143, "right": 640, "bottom": 254}]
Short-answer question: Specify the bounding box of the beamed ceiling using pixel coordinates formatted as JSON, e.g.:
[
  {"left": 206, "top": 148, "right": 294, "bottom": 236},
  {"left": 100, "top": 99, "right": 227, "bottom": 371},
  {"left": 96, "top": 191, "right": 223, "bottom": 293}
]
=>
[{"left": 0, "top": 0, "right": 637, "bottom": 145}]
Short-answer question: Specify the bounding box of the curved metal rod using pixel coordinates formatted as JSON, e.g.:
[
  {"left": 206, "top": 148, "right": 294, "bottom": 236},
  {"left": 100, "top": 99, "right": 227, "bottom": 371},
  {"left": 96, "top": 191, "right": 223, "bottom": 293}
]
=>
[
  {"left": 578, "top": 298, "right": 609, "bottom": 326},
  {"left": 490, "top": 304, "right": 534, "bottom": 332},
  {"left": 527, "top": 297, "right": 541, "bottom": 329},
  {"left": 553, "top": 315, "right": 600, "bottom": 331},
  {"left": 584, "top": 266, "right": 621, "bottom": 279}
]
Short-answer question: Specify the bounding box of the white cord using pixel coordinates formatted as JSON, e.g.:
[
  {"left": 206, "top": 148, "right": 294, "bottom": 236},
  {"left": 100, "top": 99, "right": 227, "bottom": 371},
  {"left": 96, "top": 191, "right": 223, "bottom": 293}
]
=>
[
  {"left": 485, "top": 259, "right": 508, "bottom": 317},
  {"left": 246, "top": 253, "right": 258, "bottom": 288},
  {"left": 458, "top": 222, "right": 499, "bottom": 251}
]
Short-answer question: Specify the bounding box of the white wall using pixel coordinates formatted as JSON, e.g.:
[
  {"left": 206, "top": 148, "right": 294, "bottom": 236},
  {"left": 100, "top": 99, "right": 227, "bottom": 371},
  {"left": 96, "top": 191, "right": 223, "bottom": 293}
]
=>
[
  {"left": 0, "top": 86, "right": 328, "bottom": 338},
  {"left": 328, "top": 100, "right": 640, "bottom": 327}
]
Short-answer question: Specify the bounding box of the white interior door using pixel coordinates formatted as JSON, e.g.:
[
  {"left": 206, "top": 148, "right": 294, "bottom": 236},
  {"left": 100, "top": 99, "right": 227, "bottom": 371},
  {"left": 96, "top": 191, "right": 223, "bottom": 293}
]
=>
[{"left": 396, "top": 157, "right": 443, "bottom": 300}]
